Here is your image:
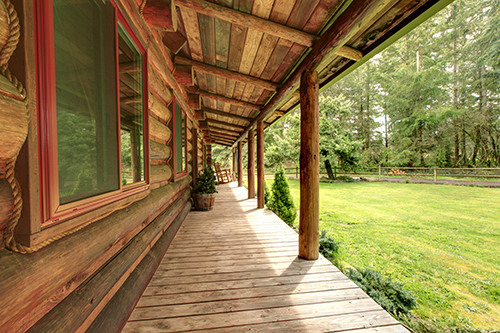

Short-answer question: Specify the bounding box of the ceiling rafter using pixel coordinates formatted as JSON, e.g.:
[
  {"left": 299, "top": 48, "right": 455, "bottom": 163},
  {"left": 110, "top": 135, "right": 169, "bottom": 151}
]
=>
[
  {"left": 233, "top": 0, "right": 396, "bottom": 147},
  {"left": 175, "top": 56, "right": 280, "bottom": 91},
  {"left": 175, "top": 0, "right": 363, "bottom": 61},
  {"left": 203, "top": 108, "right": 252, "bottom": 123},
  {"left": 198, "top": 90, "right": 261, "bottom": 111},
  {"left": 207, "top": 120, "right": 245, "bottom": 132}
]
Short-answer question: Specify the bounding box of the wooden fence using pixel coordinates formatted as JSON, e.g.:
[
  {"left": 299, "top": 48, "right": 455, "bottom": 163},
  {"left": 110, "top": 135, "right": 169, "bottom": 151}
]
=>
[{"left": 263, "top": 166, "right": 500, "bottom": 183}]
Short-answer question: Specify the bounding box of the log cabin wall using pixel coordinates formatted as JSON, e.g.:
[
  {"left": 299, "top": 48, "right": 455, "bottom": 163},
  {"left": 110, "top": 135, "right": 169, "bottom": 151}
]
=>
[{"left": 0, "top": 0, "right": 202, "bottom": 332}]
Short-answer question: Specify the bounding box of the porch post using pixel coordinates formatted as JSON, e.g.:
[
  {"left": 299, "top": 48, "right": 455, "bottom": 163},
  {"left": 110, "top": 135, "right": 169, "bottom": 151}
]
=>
[
  {"left": 237, "top": 141, "right": 243, "bottom": 187},
  {"left": 192, "top": 127, "right": 198, "bottom": 183},
  {"left": 207, "top": 144, "right": 212, "bottom": 167},
  {"left": 247, "top": 131, "right": 255, "bottom": 198},
  {"left": 232, "top": 147, "right": 236, "bottom": 181},
  {"left": 257, "top": 121, "right": 265, "bottom": 208},
  {"left": 299, "top": 70, "right": 319, "bottom": 260}
]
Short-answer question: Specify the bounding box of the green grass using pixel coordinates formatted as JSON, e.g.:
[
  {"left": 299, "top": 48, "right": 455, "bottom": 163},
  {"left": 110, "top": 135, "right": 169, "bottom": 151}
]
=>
[{"left": 273, "top": 179, "right": 500, "bottom": 330}]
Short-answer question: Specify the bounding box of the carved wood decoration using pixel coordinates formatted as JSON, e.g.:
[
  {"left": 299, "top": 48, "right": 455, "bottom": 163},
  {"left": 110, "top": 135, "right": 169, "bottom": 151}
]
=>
[{"left": 0, "top": 0, "right": 29, "bottom": 251}]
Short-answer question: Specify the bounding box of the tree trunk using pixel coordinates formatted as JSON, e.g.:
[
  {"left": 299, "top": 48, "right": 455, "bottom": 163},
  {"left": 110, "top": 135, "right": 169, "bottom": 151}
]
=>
[{"left": 325, "top": 159, "right": 334, "bottom": 180}]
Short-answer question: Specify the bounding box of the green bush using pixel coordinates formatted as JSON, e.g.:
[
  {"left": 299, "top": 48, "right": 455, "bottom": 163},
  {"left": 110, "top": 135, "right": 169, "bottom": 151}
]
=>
[
  {"left": 192, "top": 167, "right": 217, "bottom": 194},
  {"left": 267, "top": 168, "right": 297, "bottom": 226},
  {"left": 264, "top": 183, "right": 270, "bottom": 204},
  {"left": 319, "top": 230, "right": 340, "bottom": 259},
  {"left": 345, "top": 267, "right": 417, "bottom": 316}
]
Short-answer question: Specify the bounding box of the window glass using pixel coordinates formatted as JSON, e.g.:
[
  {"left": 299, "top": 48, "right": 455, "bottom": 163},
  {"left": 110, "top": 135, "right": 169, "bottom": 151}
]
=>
[
  {"left": 175, "top": 102, "right": 186, "bottom": 174},
  {"left": 54, "top": 0, "right": 119, "bottom": 204},
  {"left": 118, "top": 23, "right": 145, "bottom": 185}
]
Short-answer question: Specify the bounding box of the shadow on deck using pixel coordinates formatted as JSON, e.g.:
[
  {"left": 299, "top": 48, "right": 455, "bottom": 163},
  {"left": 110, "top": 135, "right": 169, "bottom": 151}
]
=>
[{"left": 122, "top": 183, "right": 409, "bottom": 333}]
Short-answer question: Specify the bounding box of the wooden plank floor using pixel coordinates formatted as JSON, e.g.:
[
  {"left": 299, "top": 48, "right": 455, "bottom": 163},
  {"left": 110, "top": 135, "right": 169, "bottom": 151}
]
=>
[{"left": 122, "top": 183, "right": 410, "bottom": 333}]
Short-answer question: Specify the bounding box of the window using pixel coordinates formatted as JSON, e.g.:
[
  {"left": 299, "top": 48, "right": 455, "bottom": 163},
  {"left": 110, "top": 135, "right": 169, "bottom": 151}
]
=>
[
  {"left": 174, "top": 99, "right": 187, "bottom": 176},
  {"left": 36, "top": 0, "right": 148, "bottom": 226}
]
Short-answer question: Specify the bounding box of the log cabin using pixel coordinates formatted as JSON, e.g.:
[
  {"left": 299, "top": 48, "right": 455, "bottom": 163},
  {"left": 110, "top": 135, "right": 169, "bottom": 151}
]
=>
[{"left": 0, "top": 0, "right": 452, "bottom": 331}]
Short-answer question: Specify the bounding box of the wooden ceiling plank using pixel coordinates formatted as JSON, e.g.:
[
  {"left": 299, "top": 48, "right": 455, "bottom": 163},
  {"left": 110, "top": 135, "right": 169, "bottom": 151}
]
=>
[
  {"left": 251, "top": 0, "right": 274, "bottom": 19},
  {"left": 286, "top": 0, "right": 321, "bottom": 30},
  {"left": 268, "top": 0, "right": 296, "bottom": 24},
  {"left": 256, "top": 89, "right": 272, "bottom": 105},
  {"left": 249, "top": 87, "right": 264, "bottom": 104},
  {"left": 227, "top": 24, "right": 248, "bottom": 72},
  {"left": 232, "top": 82, "right": 246, "bottom": 100},
  {"left": 271, "top": 44, "right": 307, "bottom": 83},
  {"left": 179, "top": 7, "right": 204, "bottom": 62},
  {"left": 234, "top": 0, "right": 402, "bottom": 146},
  {"left": 175, "top": 0, "right": 317, "bottom": 47},
  {"left": 211, "top": 132, "right": 238, "bottom": 140},
  {"left": 249, "top": 33, "right": 279, "bottom": 78},
  {"left": 162, "top": 31, "right": 188, "bottom": 54},
  {"left": 175, "top": 56, "right": 279, "bottom": 90},
  {"left": 209, "top": 127, "right": 242, "bottom": 136},
  {"left": 198, "top": 90, "right": 261, "bottom": 110},
  {"left": 260, "top": 38, "right": 294, "bottom": 81},
  {"left": 199, "top": 14, "right": 216, "bottom": 65},
  {"left": 303, "top": 0, "right": 344, "bottom": 34},
  {"left": 225, "top": 79, "right": 237, "bottom": 98},
  {"left": 241, "top": 84, "right": 255, "bottom": 103},
  {"left": 239, "top": 29, "right": 264, "bottom": 75},
  {"left": 215, "top": 18, "right": 231, "bottom": 68}
]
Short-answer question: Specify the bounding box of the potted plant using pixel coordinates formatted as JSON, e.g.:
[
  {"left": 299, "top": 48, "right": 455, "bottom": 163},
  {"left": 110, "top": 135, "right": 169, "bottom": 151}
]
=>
[{"left": 192, "top": 166, "right": 218, "bottom": 211}]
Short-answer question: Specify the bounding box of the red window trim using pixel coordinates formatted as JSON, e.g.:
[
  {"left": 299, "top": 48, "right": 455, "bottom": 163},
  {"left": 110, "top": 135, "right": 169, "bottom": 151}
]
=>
[
  {"left": 173, "top": 97, "right": 188, "bottom": 178},
  {"left": 35, "top": 0, "right": 149, "bottom": 228}
]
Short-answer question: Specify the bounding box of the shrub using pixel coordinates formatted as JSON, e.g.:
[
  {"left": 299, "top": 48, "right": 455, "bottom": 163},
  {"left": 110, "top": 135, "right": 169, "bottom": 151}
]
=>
[
  {"left": 267, "top": 168, "right": 297, "bottom": 226},
  {"left": 345, "top": 267, "right": 417, "bottom": 316},
  {"left": 319, "top": 230, "right": 343, "bottom": 269},
  {"left": 336, "top": 175, "right": 354, "bottom": 182},
  {"left": 264, "top": 183, "right": 270, "bottom": 204},
  {"left": 398, "top": 313, "right": 488, "bottom": 333},
  {"left": 192, "top": 167, "right": 217, "bottom": 194}
]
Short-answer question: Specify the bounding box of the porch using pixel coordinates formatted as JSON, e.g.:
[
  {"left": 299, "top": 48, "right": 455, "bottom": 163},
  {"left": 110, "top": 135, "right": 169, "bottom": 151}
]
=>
[{"left": 121, "top": 183, "right": 409, "bottom": 333}]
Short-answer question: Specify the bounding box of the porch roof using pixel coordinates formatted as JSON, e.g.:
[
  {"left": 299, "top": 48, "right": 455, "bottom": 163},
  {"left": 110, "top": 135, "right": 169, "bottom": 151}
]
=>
[
  {"left": 154, "top": 0, "right": 452, "bottom": 147},
  {"left": 121, "top": 183, "right": 409, "bottom": 332}
]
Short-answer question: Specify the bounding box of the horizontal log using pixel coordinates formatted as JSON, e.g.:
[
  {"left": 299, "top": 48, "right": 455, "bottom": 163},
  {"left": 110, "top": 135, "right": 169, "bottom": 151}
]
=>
[
  {"left": 203, "top": 108, "right": 251, "bottom": 123},
  {"left": 173, "top": 65, "right": 194, "bottom": 86},
  {"left": 121, "top": 96, "right": 141, "bottom": 105},
  {"left": 143, "top": 0, "right": 178, "bottom": 32},
  {"left": 175, "top": 0, "right": 317, "bottom": 47},
  {"left": 198, "top": 90, "right": 261, "bottom": 111},
  {"left": 119, "top": 62, "right": 140, "bottom": 74},
  {"left": 150, "top": 164, "right": 174, "bottom": 184},
  {"left": 209, "top": 127, "right": 242, "bottom": 136},
  {"left": 0, "top": 75, "right": 29, "bottom": 160},
  {"left": 84, "top": 200, "right": 191, "bottom": 333},
  {"left": 26, "top": 191, "right": 190, "bottom": 333},
  {"left": 175, "top": 56, "right": 279, "bottom": 91},
  {"left": 150, "top": 140, "right": 172, "bottom": 164},
  {"left": 210, "top": 132, "right": 237, "bottom": 140},
  {"left": 149, "top": 116, "right": 172, "bottom": 144},
  {"left": 149, "top": 92, "right": 172, "bottom": 125},
  {"left": 162, "top": 31, "right": 187, "bottom": 54},
  {"left": 0, "top": 179, "right": 190, "bottom": 332},
  {"left": 148, "top": 66, "right": 173, "bottom": 107}
]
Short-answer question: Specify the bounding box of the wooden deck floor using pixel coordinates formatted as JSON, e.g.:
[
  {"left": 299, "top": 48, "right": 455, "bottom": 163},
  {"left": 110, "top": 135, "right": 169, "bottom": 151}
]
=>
[{"left": 122, "top": 183, "right": 410, "bottom": 333}]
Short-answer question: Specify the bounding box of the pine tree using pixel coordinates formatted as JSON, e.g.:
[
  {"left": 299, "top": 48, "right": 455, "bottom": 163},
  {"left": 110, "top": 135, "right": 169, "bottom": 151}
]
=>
[{"left": 267, "top": 168, "right": 297, "bottom": 226}]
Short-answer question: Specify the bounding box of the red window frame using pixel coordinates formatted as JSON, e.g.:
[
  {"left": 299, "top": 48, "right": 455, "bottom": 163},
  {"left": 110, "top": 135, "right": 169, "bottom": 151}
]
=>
[
  {"left": 173, "top": 97, "right": 188, "bottom": 177},
  {"left": 35, "top": 0, "right": 149, "bottom": 227}
]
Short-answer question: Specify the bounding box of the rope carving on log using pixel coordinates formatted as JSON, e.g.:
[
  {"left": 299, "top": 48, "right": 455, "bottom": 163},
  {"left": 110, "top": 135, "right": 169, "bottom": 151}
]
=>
[{"left": 0, "top": 0, "right": 28, "bottom": 253}]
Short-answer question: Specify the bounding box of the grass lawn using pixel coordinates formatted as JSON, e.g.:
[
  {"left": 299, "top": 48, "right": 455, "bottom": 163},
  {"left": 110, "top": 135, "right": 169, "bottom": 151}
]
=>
[{"left": 272, "top": 179, "right": 500, "bottom": 330}]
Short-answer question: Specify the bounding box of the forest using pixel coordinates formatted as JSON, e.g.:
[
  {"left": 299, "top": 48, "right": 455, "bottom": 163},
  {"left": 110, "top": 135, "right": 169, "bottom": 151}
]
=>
[{"left": 214, "top": 0, "right": 500, "bottom": 171}]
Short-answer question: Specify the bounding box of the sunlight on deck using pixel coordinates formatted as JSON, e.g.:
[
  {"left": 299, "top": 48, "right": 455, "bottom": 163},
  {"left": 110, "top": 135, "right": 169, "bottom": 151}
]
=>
[{"left": 121, "top": 183, "right": 409, "bottom": 332}]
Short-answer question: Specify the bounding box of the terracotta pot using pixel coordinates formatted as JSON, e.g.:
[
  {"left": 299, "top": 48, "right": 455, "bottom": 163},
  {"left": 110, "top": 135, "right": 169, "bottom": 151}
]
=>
[{"left": 193, "top": 193, "right": 216, "bottom": 211}]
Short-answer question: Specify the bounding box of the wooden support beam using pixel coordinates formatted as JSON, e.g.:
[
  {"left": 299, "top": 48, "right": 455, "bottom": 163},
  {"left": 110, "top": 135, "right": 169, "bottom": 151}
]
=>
[
  {"left": 232, "top": 147, "right": 236, "bottom": 180},
  {"left": 335, "top": 45, "right": 363, "bottom": 61},
  {"left": 207, "top": 119, "right": 245, "bottom": 132},
  {"left": 273, "top": 110, "right": 285, "bottom": 117},
  {"left": 143, "top": 0, "right": 178, "bottom": 32},
  {"left": 175, "top": 56, "right": 279, "bottom": 91},
  {"left": 175, "top": 0, "right": 316, "bottom": 47},
  {"left": 299, "top": 70, "right": 319, "bottom": 261},
  {"left": 208, "top": 127, "right": 241, "bottom": 137},
  {"left": 210, "top": 132, "right": 237, "bottom": 140},
  {"left": 192, "top": 127, "right": 198, "bottom": 183},
  {"left": 237, "top": 141, "right": 242, "bottom": 187},
  {"left": 198, "top": 90, "right": 261, "bottom": 111},
  {"left": 203, "top": 108, "right": 251, "bottom": 123},
  {"left": 162, "top": 31, "right": 187, "bottom": 54},
  {"left": 207, "top": 144, "right": 212, "bottom": 167},
  {"left": 232, "top": 0, "right": 391, "bottom": 147},
  {"left": 247, "top": 131, "right": 255, "bottom": 199},
  {"left": 188, "top": 93, "right": 200, "bottom": 110},
  {"left": 194, "top": 110, "right": 205, "bottom": 121},
  {"left": 257, "top": 121, "right": 264, "bottom": 208},
  {"left": 173, "top": 65, "right": 194, "bottom": 86}
]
